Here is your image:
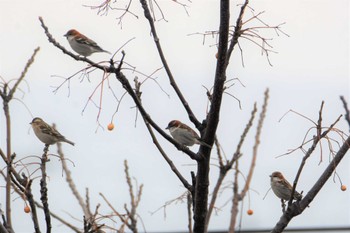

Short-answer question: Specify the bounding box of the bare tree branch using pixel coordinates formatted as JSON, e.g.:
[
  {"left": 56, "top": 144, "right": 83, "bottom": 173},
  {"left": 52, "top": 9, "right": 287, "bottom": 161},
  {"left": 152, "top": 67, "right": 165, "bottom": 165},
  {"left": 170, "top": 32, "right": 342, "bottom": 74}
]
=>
[
  {"left": 240, "top": 88, "right": 269, "bottom": 199},
  {"left": 39, "top": 17, "right": 200, "bottom": 161},
  {"left": 34, "top": 200, "right": 81, "bottom": 233},
  {"left": 289, "top": 103, "right": 342, "bottom": 207},
  {"left": 40, "top": 145, "right": 51, "bottom": 233},
  {"left": 0, "top": 47, "right": 40, "bottom": 233},
  {"left": 138, "top": 0, "right": 201, "bottom": 129},
  {"left": 340, "top": 96, "right": 350, "bottom": 131},
  {"left": 56, "top": 139, "right": 91, "bottom": 219},
  {"left": 272, "top": 134, "right": 350, "bottom": 233},
  {"left": 228, "top": 89, "right": 269, "bottom": 232},
  {"left": 0, "top": 150, "right": 42, "bottom": 233},
  {"left": 193, "top": 0, "right": 230, "bottom": 232},
  {"left": 205, "top": 102, "right": 258, "bottom": 231},
  {"left": 226, "top": 0, "right": 249, "bottom": 64},
  {"left": 132, "top": 78, "right": 192, "bottom": 189},
  {"left": 124, "top": 160, "right": 142, "bottom": 233}
]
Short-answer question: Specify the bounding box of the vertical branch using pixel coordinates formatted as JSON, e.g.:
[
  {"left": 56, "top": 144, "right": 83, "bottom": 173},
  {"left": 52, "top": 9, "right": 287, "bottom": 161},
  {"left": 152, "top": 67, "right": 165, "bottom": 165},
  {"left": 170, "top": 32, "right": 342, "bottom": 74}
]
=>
[
  {"left": 240, "top": 89, "right": 269, "bottom": 198},
  {"left": 205, "top": 103, "right": 257, "bottom": 232},
  {"left": 40, "top": 145, "right": 51, "bottom": 233},
  {"left": 194, "top": 1, "right": 230, "bottom": 232},
  {"left": 205, "top": 173, "right": 226, "bottom": 231},
  {"left": 204, "top": 0, "right": 230, "bottom": 143},
  {"left": 25, "top": 180, "right": 41, "bottom": 233},
  {"left": 0, "top": 47, "right": 40, "bottom": 232},
  {"left": 3, "top": 97, "right": 12, "bottom": 230},
  {"left": 228, "top": 161, "right": 240, "bottom": 233},
  {"left": 124, "top": 160, "right": 142, "bottom": 233},
  {"left": 340, "top": 96, "right": 350, "bottom": 131},
  {"left": 56, "top": 139, "right": 91, "bottom": 218},
  {"left": 229, "top": 89, "right": 268, "bottom": 233}
]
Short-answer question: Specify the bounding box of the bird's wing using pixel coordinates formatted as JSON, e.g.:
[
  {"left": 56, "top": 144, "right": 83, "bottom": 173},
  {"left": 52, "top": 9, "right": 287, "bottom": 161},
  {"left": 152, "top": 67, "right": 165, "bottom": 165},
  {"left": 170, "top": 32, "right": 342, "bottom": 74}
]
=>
[{"left": 39, "top": 123, "right": 65, "bottom": 139}]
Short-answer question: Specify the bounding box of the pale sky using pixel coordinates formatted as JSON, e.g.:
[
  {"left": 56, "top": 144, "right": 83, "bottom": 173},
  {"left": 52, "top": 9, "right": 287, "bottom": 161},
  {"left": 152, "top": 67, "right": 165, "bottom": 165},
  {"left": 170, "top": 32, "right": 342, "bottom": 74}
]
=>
[{"left": 0, "top": 0, "right": 349, "bottom": 232}]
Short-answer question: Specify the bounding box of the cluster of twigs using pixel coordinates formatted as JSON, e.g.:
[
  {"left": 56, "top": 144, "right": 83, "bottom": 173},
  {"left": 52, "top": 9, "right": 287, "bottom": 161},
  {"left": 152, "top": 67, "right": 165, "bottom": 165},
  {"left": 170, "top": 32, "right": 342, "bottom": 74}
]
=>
[
  {"left": 36, "top": 0, "right": 283, "bottom": 232},
  {"left": 100, "top": 160, "right": 144, "bottom": 233},
  {"left": 271, "top": 100, "right": 350, "bottom": 233},
  {"left": 0, "top": 50, "right": 72, "bottom": 232},
  {"left": 0, "top": 47, "right": 42, "bottom": 233},
  {"left": 0, "top": 45, "right": 145, "bottom": 232},
  {"left": 83, "top": 0, "right": 191, "bottom": 27},
  {"left": 56, "top": 141, "right": 144, "bottom": 233},
  {"left": 190, "top": 2, "right": 288, "bottom": 67},
  {"left": 1, "top": 0, "right": 347, "bottom": 233}
]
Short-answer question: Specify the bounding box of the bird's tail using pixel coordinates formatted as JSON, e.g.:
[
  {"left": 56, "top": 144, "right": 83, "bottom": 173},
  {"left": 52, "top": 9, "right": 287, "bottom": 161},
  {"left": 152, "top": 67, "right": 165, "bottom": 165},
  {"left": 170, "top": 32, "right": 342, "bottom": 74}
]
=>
[
  {"left": 64, "top": 138, "right": 75, "bottom": 146},
  {"left": 198, "top": 139, "right": 212, "bottom": 149}
]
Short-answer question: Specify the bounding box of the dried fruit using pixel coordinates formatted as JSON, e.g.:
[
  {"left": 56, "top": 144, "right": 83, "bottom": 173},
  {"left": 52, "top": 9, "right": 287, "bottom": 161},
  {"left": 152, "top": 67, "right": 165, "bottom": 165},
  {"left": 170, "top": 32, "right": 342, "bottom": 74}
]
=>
[
  {"left": 24, "top": 205, "right": 30, "bottom": 213},
  {"left": 341, "top": 185, "right": 347, "bottom": 191},
  {"left": 247, "top": 209, "right": 253, "bottom": 215},
  {"left": 107, "top": 123, "right": 114, "bottom": 131}
]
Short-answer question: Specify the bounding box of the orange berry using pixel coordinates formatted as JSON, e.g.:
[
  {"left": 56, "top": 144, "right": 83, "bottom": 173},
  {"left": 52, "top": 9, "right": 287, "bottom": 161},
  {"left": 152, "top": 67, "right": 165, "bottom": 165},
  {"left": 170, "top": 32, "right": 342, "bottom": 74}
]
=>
[
  {"left": 215, "top": 52, "right": 219, "bottom": 59},
  {"left": 24, "top": 205, "right": 30, "bottom": 213},
  {"left": 247, "top": 209, "right": 253, "bottom": 215},
  {"left": 107, "top": 123, "right": 114, "bottom": 131},
  {"left": 341, "top": 185, "right": 347, "bottom": 191}
]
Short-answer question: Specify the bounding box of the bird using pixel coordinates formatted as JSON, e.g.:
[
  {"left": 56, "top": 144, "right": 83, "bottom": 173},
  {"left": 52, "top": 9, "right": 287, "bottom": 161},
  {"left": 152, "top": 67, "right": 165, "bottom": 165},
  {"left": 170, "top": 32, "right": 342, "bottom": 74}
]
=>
[
  {"left": 30, "top": 117, "right": 75, "bottom": 146},
  {"left": 64, "top": 29, "right": 110, "bottom": 57},
  {"left": 166, "top": 120, "right": 211, "bottom": 148},
  {"left": 270, "top": 171, "right": 302, "bottom": 201}
]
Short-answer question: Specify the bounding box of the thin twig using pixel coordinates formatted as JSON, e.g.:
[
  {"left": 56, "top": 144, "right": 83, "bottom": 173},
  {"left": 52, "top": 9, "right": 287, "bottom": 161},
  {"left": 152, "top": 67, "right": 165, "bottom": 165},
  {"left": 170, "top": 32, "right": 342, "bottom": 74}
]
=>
[
  {"left": 240, "top": 88, "right": 269, "bottom": 199},
  {"left": 138, "top": 0, "right": 200, "bottom": 129},
  {"left": 56, "top": 139, "right": 90, "bottom": 218},
  {"left": 0, "top": 47, "right": 40, "bottom": 232},
  {"left": 205, "top": 102, "right": 257, "bottom": 231},
  {"left": 289, "top": 103, "right": 342, "bottom": 206},
  {"left": 340, "top": 96, "right": 350, "bottom": 131}
]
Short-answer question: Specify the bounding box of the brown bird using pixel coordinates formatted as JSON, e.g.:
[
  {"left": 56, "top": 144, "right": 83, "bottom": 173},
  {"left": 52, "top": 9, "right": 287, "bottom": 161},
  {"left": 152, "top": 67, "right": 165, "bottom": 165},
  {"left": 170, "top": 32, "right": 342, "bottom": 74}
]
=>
[
  {"left": 30, "top": 117, "right": 75, "bottom": 146},
  {"left": 270, "top": 171, "right": 302, "bottom": 201}
]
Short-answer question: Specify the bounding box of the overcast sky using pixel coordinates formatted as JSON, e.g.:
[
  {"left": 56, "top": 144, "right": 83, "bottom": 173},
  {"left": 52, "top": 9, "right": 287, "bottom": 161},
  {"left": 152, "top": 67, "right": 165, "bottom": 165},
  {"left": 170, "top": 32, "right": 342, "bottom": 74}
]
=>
[{"left": 0, "top": 0, "right": 349, "bottom": 232}]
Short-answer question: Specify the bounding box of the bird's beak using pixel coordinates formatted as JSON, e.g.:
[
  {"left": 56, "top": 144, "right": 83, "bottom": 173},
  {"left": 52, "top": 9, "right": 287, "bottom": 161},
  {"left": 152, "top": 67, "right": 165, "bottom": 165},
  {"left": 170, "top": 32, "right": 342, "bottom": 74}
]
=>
[
  {"left": 269, "top": 175, "right": 272, "bottom": 177},
  {"left": 63, "top": 33, "right": 67, "bottom": 37},
  {"left": 165, "top": 126, "right": 169, "bottom": 130}
]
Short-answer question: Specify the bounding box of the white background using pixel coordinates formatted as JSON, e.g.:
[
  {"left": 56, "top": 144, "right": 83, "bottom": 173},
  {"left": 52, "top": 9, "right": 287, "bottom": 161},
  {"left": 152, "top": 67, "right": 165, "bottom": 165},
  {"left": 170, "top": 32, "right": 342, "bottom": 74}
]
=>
[{"left": 0, "top": 0, "right": 349, "bottom": 232}]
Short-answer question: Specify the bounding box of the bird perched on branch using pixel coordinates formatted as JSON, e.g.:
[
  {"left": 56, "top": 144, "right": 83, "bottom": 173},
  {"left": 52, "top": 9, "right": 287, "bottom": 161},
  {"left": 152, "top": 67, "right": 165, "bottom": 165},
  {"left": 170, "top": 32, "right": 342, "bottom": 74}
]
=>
[
  {"left": 270, "top": 171, "right": 302, "bottom": 201},
  {"left": 166, "top": 120, "right": 211, "bottom": 148},
  {"left": 30, "top": 117, "right": 75, "bottom": 146},
  {"left": 64, "top": 29, "right": 110, "bottom": 57}
]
